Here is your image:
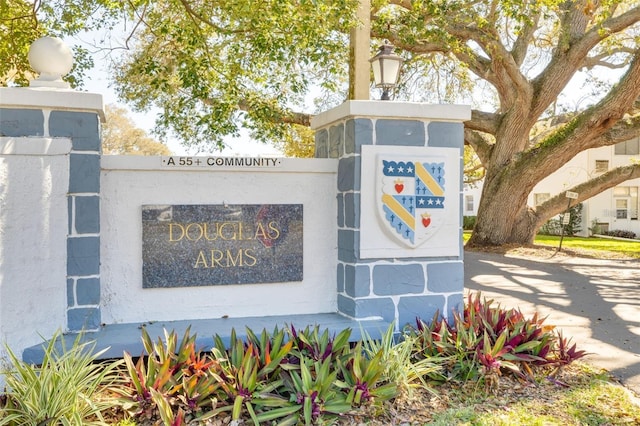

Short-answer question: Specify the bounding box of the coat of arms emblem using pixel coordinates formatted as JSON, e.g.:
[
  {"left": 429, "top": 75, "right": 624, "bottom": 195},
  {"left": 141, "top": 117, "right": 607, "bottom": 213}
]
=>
[{"left": 376, "top": 155, "right": 447, "bottom": 248}]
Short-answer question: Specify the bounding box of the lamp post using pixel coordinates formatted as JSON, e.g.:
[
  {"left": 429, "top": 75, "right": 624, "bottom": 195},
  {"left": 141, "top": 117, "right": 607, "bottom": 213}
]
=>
[{"left": 369, "top": 40, "right": 403, "bottom": 100}]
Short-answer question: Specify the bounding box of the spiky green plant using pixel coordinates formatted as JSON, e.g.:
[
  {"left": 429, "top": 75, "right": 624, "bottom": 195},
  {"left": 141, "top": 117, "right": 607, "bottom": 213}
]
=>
[
  {"left": 200, "top": 327, "right": 297, "bottom": 424},
  {"left": 336, "top": 341, "right": 397, "bottom": 406},
  {"left": 0, "top": 331, "right": 123, "bottom": 426},
  {"left": 118, "top": 327, "right": 222, "bottom": 424},
  {"left": 361, "top": 323, "right": 443, "bottom": 396},
  {"left": 281, "top": 357, "right": 352, "bottom": 425}
]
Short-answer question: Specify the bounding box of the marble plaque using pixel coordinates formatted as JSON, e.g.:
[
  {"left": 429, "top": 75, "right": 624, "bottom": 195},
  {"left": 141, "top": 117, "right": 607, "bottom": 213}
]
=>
[{"left": 142, "top": 204, "right": 303, "bottom": 288}]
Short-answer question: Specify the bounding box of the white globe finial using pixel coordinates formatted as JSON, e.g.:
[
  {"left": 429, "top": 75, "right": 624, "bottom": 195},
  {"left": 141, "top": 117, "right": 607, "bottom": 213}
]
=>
[{"left": 28, "top": 36, "right": 74, "bottom": 88}]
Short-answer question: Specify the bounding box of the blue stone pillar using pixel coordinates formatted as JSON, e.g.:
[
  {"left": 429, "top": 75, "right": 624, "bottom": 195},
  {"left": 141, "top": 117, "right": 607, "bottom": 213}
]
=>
[
  {"left": 50, "top": 111, "right": 102, "bottom": 331},
  {"left": 1, "top": 89, "right": 104, "bottom": 332},
  {"left": 312, "top": 101, "right": 470, "bottom": 329}
]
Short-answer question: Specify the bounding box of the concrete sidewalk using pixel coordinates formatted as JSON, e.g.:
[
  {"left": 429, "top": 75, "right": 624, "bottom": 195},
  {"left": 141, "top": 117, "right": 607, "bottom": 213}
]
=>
[{"left": 465, "top": 250, "right": 640, "bottom": 395}]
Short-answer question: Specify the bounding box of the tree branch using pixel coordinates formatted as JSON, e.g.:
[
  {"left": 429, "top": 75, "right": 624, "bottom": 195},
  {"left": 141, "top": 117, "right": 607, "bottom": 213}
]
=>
[
  {"left": 467, "top": 109, "right": 500, "bottom": 135},
  {"left": 236, "top": 99, "right": 311, "bottom": 127},
  {"left": 511, "top": 12, "right": 540, "bottom": 66},
  {"left": 535, "top": 163, "right": 640, "bottom": 225},
  {"left": 582, "top": 46, "right": 636, "bottom": 70},
  {"left": 464, "top": 128, "right": 493, "bottom": 165},
  {"left": 531, "top": 4, "right": 640, "bottom": 118},
  {"left": 521, "top": 49, "right": 640, "bottom": 181}
]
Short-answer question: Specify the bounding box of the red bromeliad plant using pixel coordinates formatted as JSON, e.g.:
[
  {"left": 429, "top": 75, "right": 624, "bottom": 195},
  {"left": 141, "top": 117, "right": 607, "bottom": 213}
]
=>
[
  {"left": 288, "top": 324, "right": 352, "bottom": 364},
  {"left": 118, "top": 327, "right": 222, "bottom": 424},
  {"left": 203, "top": 327, "right": 295, "bottom": 424},
  {"left": 548, "top": 331, "right": 587, "bottom": 377},
  {"left": 117, "top": 324, "right": 398, "bottom": 425},
  {"left": 336, "top": 342, "right": 397, "bottom": 407},
  {"left": 409, "top": 292, "right": 587, "bottom": 384}
]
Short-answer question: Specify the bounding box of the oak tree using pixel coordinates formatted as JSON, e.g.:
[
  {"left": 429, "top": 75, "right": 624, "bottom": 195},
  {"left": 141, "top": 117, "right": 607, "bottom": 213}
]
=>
[
  {"left": 370, "top": 0, "right": 640, "bottom": 246},
  {"left": 5, "top": 0, "right": 640, "bottom": 246},
  {"left": 110, "top": 0, "right": 640, "bottom": 246}
]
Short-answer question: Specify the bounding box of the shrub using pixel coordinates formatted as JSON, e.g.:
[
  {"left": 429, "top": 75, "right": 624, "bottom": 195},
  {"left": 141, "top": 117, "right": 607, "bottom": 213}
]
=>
[
  {"left": 119, "top": 325, "right": 399, "bottom": 425},
  {"left": 539, "top": 203, "right": 582, "bottom": 236},
  {"left": 603, "top": 229, "right": 637, "bottom": 239},
  {"left": 463, "top": 216, "right": 477, "bottom": 230},
  {"left": 361, "top": 323, "right": 442, "bottom": 397},
  {"left": 407, "top": 292, "right": 586, "bottom": 390},
  {"left": 0, "top": 331, "right": 123, "bottom": 426},
  {"left": 117, "top": 327, "right": 222, "bottom": 425}
]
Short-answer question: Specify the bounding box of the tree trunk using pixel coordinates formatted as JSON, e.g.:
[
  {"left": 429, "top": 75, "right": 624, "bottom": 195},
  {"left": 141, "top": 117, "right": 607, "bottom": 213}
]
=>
[{"left": 466, "top": 165, "right": 538, "bottom": 247}]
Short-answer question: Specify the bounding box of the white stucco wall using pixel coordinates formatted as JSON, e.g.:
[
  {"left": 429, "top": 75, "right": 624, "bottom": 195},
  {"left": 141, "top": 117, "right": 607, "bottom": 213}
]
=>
[
  {"left": 100, "top": 156, "right": 339, "bottom": 324},
  {"left": 0, "top": 137, "right": 70, "bottom": 356},
  {"left": 530, "top": 147, "right": 640, "bottom": 236}
]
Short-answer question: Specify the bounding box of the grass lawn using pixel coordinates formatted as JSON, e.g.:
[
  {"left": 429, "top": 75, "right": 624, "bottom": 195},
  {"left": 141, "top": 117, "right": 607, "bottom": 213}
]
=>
[
  {"left": 463, "top": 232, "right": 640, "bottom": 259},
  {"left": 534, "top": 234, "right": 640, "bottom": 258}
]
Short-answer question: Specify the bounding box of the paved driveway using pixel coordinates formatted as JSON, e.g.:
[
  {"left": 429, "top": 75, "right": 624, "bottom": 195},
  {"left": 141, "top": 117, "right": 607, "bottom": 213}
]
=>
[{"left": 464, "top": 250, "right": 640, "bottom": 395}]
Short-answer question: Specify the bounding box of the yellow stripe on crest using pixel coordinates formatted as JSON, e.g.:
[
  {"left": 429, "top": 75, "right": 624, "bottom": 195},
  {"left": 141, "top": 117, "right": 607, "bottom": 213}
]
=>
[
  {"left": 382, "top": 194, "right": 415, "bottom": 231},
  {"left": 415, "top": 163, "right": 444, "bottom": 196}
]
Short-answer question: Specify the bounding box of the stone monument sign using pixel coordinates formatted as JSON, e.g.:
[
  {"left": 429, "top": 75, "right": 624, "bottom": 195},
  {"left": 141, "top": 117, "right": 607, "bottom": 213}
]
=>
[{"left": 142, "top": 204, "right": 303, "bottom": 288}]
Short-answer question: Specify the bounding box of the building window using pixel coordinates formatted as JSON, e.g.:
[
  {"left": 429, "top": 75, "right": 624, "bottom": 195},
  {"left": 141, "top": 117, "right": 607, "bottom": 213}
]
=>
[
  {"left": 465, "top": 195, "right": 474, "bottom": 212},
  {"left": 615, "top": 137, "right": 640, "bottom": 155},
  {"left": 614, "top": 186, "right": 639, "bottom": 220},
  {"left": 594, "top": 160, "right": 609, "bottom": 173},
  {"left": 616, "top": 199, "right": 628, "bottom": 219},
  {"left": 534, "top": 193, "right": 550, "bottom": 207}
]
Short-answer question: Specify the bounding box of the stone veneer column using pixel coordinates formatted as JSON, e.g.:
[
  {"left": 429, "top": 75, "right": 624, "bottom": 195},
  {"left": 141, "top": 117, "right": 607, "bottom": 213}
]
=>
[
  {"left": 312, "top": 101, "right": 471, "bottom": 328},
  {"left": 0, "top": 88, "right": 104, "bottom": 332}
]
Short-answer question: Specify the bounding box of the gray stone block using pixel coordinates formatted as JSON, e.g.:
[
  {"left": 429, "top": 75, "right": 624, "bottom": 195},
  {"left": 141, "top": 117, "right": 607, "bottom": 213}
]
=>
[
  {"left": 426, "top": 262, "right": 463, "bottom": 293},
  {"left": 338, "top": 294, "right": 356, "bottom": 317},
  {"left": 67, "top": 307, "right": 101, "bottom": 331},
  {"left": 76, "top": 278, "right": 100, "bottom": 305},
  {"left": 49, "top": 111, "right": 100, "bottom": 151},
  {"left": 373, "top": 264, "right": 425, "bottom": 296},
  {"left": 355, "top": 297, "right": 396, "bottom": 322},
  {"left": 337, "top": 193, "right": 344, "bottom": 227},
  {"left": 427, "top": 122, "right": 464, "bottom": 149},
  {"left": 74, "top": 195, "right": 100, "bottom": 234},
  {"left": 345, "top": 264, "right": 370, "bottom": 297},
  {"left": 337, "top": 263, "right": 345, "bottom": 293},
  {"left": 344, "top": 192, "right": 360, "bottom": 228},
  {"left": 69, "top": 153, "right": 100, "bottom": 193},
  {"left": 397, "top": 295, "right": 446, "bottom": 329},
  {"left": 337, "top": 156, "right": 361, "bottom": 192},
  {"left": 67, "top": 279, "right": 75, "bottom": 307},
  {"left": 67, "top": 197, "right": 73, "bottom": 234},
  {"left": 345, "top": 119, "right": 373, "bottom": 154},
  {"left": 329, "top": 123, "right": 344, "bottom": 158},
  {"left": 314, "top": 129, "right": 328, "bottom": 158},
  {"left": 337, "top": 229, "right": 359, "bottom": 263},
  {"left": 67, "top": 236, "right": 100, "bottom": 276},
  {"left": 0, "top": 108, "right": 44, "bottom": 137},
  {"left": 447, "top": 293, "right": 464, "bottom": 321},
  {"left": 375, "top": 119, "right": 425, "bottom": 146}
]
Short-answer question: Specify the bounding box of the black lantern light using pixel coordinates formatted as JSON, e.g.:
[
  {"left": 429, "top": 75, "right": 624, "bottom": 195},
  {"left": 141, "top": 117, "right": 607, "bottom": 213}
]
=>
[{"left": 369, "top": 40, "right": 404, "bottom": 100}]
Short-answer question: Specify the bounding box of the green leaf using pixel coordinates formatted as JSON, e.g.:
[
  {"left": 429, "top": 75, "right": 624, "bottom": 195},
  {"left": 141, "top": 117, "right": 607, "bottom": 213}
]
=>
[{"left": 254, "top": 405, "right": 301, "bottom": 422}]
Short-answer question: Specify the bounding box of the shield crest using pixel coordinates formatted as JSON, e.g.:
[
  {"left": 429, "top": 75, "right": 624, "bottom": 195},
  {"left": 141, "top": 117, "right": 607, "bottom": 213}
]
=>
[{"left": 376, "top": 154, "right": 447, "bottom": 248}]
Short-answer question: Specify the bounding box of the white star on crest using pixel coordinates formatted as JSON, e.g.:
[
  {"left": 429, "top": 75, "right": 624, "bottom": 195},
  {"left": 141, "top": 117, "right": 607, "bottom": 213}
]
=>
[
  {"left": 387, "top": 166, "right": 394, "bottom": 173},
  {"left": 428, "top": 199, "right": 434, "bottom": 205},
  {"left": 418, "top": 199, "right": 425, "bottom": 205}
]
